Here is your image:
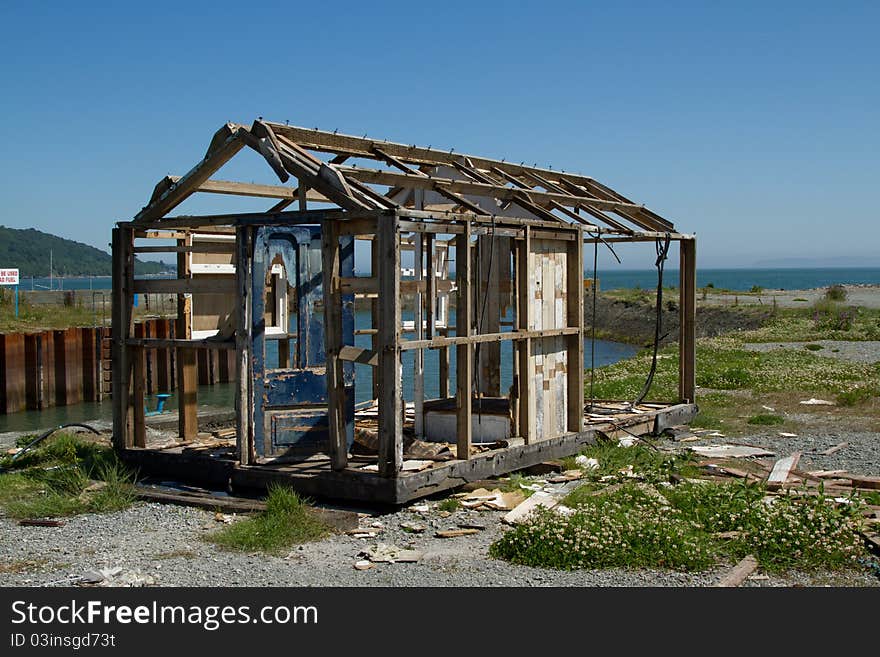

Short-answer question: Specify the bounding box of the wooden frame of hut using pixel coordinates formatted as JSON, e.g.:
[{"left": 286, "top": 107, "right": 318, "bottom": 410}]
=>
[{"left": 112, "top": 119, "right": 697, "bottom": 503}]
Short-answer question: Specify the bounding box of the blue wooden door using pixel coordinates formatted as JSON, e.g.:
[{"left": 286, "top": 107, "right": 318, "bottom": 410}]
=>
[{"left": 251, "top": 225, "right": 354, "bottom": 458}]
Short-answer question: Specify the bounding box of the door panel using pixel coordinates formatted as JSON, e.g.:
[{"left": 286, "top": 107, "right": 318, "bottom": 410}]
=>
[{"left": 251, "top": 225, "right": 354, "bottom": 458}]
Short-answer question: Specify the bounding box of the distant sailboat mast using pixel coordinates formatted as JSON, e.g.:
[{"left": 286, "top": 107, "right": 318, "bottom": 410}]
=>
[{"left": 49, "top": 249, "right": 53, "bottom": 291}]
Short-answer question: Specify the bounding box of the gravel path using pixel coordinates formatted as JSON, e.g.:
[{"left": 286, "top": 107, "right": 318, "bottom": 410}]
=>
[{"left": 743, "top": 340, "right": 880, "bottom": 364}]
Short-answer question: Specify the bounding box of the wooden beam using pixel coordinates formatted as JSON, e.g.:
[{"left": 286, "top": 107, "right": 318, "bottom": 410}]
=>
[
  {"left": 235, "top": 226, "right": 254, "bottom": 465},
  {"left": 338, "top": 345, "right": 378, "bottom": 367},
  {"left": 323, "top": 219, "right": 348, "bottom": 471},
  {"left": 399, "top": 327, "right": 579, "bottom": 351},
  {"left": 133, "top": 243, "right": 236, "bottom": 254},
  {"left": 767, "top": 452, "right": 801, "bottom": 490},
  {"left": 377, "top": 215, "right": 402, "bottom": 476},
  {"left": 413, "top": 231, "right": 425, "bottom": 438},
  {"left": 176, "top": 233, "right": 198, "bottom": 441},
  {"left": 456, "top": 220, "right": 472, "bottom": 460},
  {"left": 111, "top": 227, "right": 133, "bottom": 451},
  {"left": 133, "top": 278, "right": 236, "bottom": 295},
  {"left": 566, "top": 227, "right": 585, "bottom": 433},
  {"left": 715, "top": 555, "right": 759, "bottom": 587},
  {"left": 517, "top": 227, "right": 534, "bottom": 443},
  {"left": 134, "top": 124, "right": 246, "bottom": 223},
  {"left": 191, "top": 178, "right": 328, "bottom": 202},
  {"left": 678, "top": 238, "right": 696, "bottom": 403},
  {"left": 132, "top": 346, "right": 146, "bottom": 448},
  {"left": 125, "top": 338, "right": 235, "bottom": 350}
]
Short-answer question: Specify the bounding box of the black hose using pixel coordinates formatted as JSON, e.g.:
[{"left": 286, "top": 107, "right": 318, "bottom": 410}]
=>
[
  {"left": 9, "top": 423, "right": 101, "bottom": 464},
  {"left": 634, "top": 234, "right": 671, "bottom": 405}
]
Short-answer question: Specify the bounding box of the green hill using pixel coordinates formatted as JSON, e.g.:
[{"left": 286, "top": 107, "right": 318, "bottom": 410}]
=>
[{"left": 0, "top": 226, "right": 174, "bottom": 277}]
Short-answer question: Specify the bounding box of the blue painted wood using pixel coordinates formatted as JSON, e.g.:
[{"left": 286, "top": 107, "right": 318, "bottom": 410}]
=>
[{"left": 251, "top": 225, "right": 354, "bottom": 457}]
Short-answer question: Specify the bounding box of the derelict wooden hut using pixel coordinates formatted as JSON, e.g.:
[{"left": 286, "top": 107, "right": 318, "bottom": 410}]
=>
[{"left": 111, "top": 119, "right": 697, "bottom": 503}]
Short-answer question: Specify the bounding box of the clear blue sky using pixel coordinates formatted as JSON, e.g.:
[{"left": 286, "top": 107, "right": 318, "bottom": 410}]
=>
[{"left": 1, "top": 1, "right": 877, "bottom": 269}]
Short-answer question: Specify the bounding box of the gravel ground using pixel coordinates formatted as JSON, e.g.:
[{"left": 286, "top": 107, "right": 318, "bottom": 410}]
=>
[
  {"left": 2, "top": 422, "right": 878, "bottom": 589},
  {"left": 743, "top": 340, "right": 880, "bottom": 364}
]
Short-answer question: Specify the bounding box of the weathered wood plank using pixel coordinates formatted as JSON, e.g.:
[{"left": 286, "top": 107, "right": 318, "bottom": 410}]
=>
[
  {"left": 679, "top": 238, "right": 696, "bottom": 402},
  {"left": 377, "top": 216, "right": 402, "bottom": 476},
  {"left": 323, "top": 218, "right": 347, "bottom": 471},
  {"left": 456, "top": 221, "right": 473, "bottom": 460},
  {"left": 715, "top": 555, "right": 759, "bottom": 587},
  {"left": 767, "top": 452, "right": 801, "bottom": 490}
]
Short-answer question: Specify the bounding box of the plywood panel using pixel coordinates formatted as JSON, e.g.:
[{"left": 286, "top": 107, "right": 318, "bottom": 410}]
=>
[{"left": 528, "top": 239, "right": 569, "bottom": 440}]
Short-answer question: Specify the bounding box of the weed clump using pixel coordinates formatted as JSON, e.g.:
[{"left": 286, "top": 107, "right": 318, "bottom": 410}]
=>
[
  {"left": 208, "top": 485, "right": 328, "bottom": 554},
  {"left": 0, "top": 433, "right": 135, "bottom": 519}
]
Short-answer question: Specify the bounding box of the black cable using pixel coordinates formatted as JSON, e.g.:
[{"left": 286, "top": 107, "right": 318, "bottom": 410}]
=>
[
  {"left": 634, "top": 233, "right": 671, "bottom": 405},
  {"left": 473, "top": 215, "right": 497, "bottom": 427},
  {"left": 7, "top": 423, "right": 101, "bottom": 465}
]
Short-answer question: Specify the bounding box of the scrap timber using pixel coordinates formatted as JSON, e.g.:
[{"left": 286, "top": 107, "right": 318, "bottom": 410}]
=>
[{"left": 112, "top": 119, "right": 698, "bottom": 503}]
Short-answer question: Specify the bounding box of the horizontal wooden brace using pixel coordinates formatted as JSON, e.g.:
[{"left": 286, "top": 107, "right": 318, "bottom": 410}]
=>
[
  {"left": 399, "top": 327, "right": 580, "bottom": 351},
  {"left": 584, "top": 232, "right": 694, "bottom": 243},
  {"left": 123, "top": 208, "right": 370, "bottom": 230},
  {"left": 338, "top": 345, "right": 378, "bottom": 366},
  {"left": 125, "top": 338, "right": 235, "bottom": 350},
  {"left": 132, "top": 278, "right": 236, "bottom": 294},
  {"left": 133, "top": 243, "right": 236, "bottom": 254}
]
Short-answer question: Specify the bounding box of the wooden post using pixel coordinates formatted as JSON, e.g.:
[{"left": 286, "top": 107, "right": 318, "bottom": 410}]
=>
[
  {"left": 176, "top": 232, "right": 198, "bottom": 440},
  {"left": 323, "top": 219, "right": 348, "bottom": 471},
  {"left": 235, "top": 226, "right": 254, "bottom": 465},
  {"left": 370, "top": 237, "right": 381, "bottom": 401},
  {"left": 517, "top": 226, "right": 534, "bottom": 443},
  {"left": 566, "top": 227, "right": 585, "bottom": 433},
  {"left": 132, "top": 345, "right": 146, "bottom": 448},
  {"left": 425, "top": 233, "right": 435, "bottom": 341},
  {"left": 413, "top": 232, "right": 425, "bottom": 437},
  {"left": 679, "top": 238, "right": 697, "bottom": 403},
  {"left": 455, "top": 220, "right": 472, "bottom": 459},
  {"left": 155, "top": 319, "right": 171, "bottom": 391},
  {"left": 111, "top": 227, "right": 133, "bottom": 451},
  {"left": 377, "top": 215, "right": 402, "bottom": 477}
]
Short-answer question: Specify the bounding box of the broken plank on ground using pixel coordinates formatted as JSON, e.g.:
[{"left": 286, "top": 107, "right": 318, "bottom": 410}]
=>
[
  {"left": 766, "top": 452, "right": 801, "bottom": 490},
  {"left": 715, "top": 555, "right": 759, "bottom": 587}
]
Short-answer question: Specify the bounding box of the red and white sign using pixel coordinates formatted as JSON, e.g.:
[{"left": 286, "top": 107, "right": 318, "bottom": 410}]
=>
[{"left": 0, "top": 268, "right": 19, "bottom": 285}]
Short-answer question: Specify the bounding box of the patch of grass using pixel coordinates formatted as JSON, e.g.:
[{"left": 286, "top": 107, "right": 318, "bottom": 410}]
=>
[
  {"left": 437, "top": 497, "right": 461, "bottom": 512},
  {"left": 590, "top": 336, "right": 879, "bottom": 403},
  {"left": 562, "top": 443, "right": 700, "bottom": 504},
  {"left": 750, "top": 285, "right": 764, "bottom": 294},
  {"left": 836, "top": 386, "right": 878, "bottom": 407},
  {"left": 804, "top": 343, "right": 823, "bottom": 351},
  {"left": 793, "top": 298, "right": 808, "bottom": 302},
  {"left": 208, "top": 485, "right": 328, "bottom": 554},
  {"left": 747, "top": 413, "right": 785, "bottom": 426},
  {"left": 0, "top": 433, "right": 136, "bottom": 519}
]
